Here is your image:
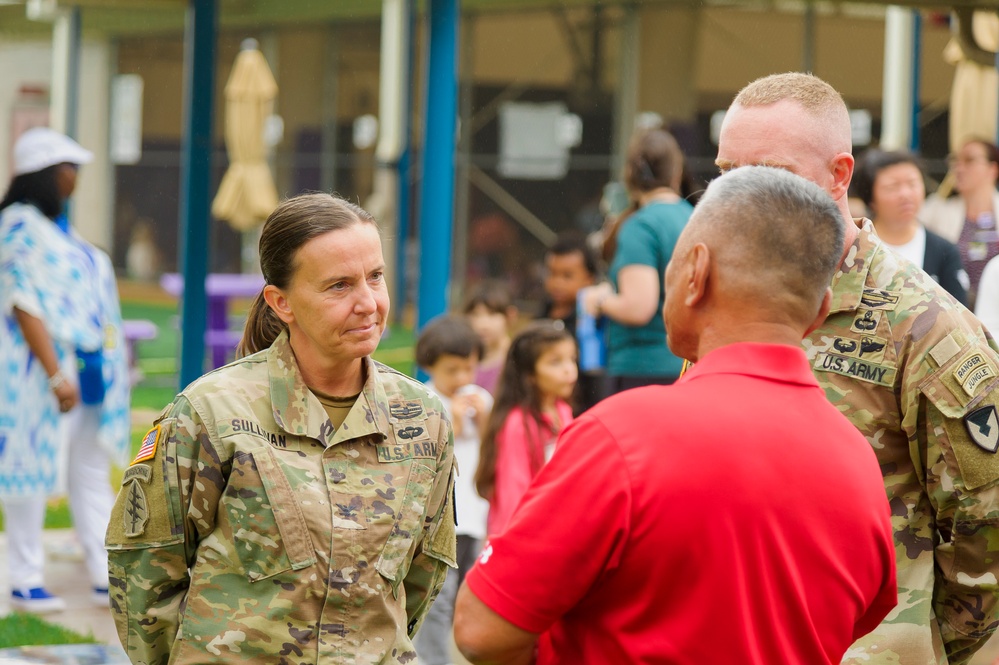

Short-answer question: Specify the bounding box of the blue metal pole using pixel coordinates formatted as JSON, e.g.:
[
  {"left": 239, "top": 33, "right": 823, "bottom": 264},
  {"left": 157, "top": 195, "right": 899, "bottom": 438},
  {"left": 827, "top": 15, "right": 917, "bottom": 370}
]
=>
[
  {"left": 395, "top": 0, "right": 416, "bottom": 323},
  {"left": 178, "top": 0, "right": 216, "bottom": 389},
  {"left": 416, "top": 0, "right": 459, "bottom": 332},
  {"left": 909, "top": 11, "right": 922, "bottom": 152}
]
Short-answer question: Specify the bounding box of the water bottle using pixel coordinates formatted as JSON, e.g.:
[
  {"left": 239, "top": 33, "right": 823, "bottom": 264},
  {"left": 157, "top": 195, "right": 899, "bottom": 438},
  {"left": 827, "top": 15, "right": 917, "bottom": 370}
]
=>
[{"left": 576, "top": 294, "right": 606, "bottom": 372}]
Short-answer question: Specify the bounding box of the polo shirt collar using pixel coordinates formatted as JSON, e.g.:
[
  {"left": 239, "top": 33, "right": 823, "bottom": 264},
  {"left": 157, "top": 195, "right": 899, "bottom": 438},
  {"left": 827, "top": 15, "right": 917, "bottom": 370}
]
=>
[{"left": 679, "top": 342, "right": 818, "bottom": 388}]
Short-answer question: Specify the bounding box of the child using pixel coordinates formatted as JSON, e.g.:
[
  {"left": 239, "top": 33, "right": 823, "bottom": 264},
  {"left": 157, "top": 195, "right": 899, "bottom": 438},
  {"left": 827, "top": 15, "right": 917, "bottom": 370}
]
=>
[
  {"left": 538, "top": 233, "right": 602, "bottom": 413},
  {"left": 540, "top": 233, "right": 598, "bottom": 323},
  {"left": 412, "top": 315, "right": 493, "bottom": 665},
  {"left": 476, "top": 321, "right": 578, "bottom": 537},
  {"left": 463, "top": 281, "right": 517, "bottom": 395}
]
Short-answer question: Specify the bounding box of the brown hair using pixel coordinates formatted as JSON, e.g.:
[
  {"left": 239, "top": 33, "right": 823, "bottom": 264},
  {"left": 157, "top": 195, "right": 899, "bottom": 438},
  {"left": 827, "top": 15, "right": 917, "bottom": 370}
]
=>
[
  {"left": 475, "top": 320, "right": 575, "bottom": 501},
  {"left": 602, "top": 128, "right": 684, "bottom": 261},
  {"left": 237, "top": 193, "right": 377, "bottom": 357},
  {"left": 415, "top": 315, "right": 485, "bottom": 369}
]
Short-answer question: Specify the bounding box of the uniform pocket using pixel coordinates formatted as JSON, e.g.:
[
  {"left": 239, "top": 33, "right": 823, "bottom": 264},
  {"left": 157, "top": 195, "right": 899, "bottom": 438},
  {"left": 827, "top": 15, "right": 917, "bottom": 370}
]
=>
[
  {"left": 375, "top": 461, "right": 434, "bottom": 584},
  {"left": 225, "top": 448, "right": 316, "bottom": 582}
]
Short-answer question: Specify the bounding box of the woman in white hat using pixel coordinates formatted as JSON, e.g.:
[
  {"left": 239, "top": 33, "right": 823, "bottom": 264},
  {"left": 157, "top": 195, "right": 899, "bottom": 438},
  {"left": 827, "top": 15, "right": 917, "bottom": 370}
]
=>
[{"left": 0, "top": 127, "right": 130, "bottom": 612}]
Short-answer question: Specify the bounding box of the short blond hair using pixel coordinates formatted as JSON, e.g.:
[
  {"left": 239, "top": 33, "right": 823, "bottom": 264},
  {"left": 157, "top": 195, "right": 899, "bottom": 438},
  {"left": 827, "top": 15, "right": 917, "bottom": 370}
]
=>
[{"left": 733, "top": 72, "right": 852, "bottom": 150}]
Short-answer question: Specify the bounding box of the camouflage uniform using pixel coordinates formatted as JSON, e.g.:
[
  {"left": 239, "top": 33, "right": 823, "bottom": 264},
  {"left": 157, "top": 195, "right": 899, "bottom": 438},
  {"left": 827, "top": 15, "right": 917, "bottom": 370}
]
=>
[
  {"left": 106, "top": 330, "right": 456, "bottom": 665},
  {"left": 805, "top": 220, "right": 999, "bottom": 664}
]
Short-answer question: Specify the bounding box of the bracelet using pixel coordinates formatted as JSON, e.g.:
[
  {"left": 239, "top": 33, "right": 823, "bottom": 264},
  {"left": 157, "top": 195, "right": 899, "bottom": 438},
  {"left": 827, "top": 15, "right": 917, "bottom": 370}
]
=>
[{"left": 48, "top": 371, "right": 67, "bottom": 391}]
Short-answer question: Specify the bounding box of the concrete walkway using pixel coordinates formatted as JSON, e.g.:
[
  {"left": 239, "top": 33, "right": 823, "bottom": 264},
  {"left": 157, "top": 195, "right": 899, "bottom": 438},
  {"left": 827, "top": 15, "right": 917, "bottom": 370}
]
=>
[{"left": 0, "top": 529, "right": 121, "bottom": 650}]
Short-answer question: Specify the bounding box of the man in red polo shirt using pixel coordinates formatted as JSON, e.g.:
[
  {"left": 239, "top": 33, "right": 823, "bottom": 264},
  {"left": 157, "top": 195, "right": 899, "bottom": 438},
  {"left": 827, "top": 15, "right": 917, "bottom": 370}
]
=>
[{"left": 452, "top": 166, "right": 897, "bottom": 665}]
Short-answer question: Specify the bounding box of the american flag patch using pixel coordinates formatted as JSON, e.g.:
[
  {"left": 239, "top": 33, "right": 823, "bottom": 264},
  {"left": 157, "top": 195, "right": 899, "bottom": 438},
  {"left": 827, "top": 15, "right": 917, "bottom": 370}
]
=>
[{"left": 132, "top": 426, "right": 160, "bottom": 465}]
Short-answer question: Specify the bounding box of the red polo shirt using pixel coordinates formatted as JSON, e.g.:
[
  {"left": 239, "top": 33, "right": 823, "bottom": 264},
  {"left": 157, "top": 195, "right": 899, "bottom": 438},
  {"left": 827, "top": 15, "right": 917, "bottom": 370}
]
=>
[{"left": 464, "top": 342, "right": 896, "bottom": 664}]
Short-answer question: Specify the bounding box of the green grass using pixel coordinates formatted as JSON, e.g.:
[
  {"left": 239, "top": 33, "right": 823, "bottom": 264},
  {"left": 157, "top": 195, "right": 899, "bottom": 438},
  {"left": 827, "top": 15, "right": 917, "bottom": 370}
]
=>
[{"left": 0, "top": 612, "right": 96, "bottom": 646}]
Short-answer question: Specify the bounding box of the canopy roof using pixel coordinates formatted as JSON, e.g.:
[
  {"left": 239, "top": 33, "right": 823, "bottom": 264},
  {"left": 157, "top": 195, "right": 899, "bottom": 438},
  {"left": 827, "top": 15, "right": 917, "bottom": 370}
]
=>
[{"left": 2, "top": 0, "right": 998, "bottom": 40}]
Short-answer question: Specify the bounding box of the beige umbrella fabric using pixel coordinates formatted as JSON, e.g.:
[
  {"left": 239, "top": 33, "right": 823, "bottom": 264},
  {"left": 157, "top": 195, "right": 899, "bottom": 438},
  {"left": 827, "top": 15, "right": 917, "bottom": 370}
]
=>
[
  {"left": 212, "top": 43, "right": 279, "bottom": 232},
  {"left": 946, "top": 10, "right": 999, "bottom": 152}
]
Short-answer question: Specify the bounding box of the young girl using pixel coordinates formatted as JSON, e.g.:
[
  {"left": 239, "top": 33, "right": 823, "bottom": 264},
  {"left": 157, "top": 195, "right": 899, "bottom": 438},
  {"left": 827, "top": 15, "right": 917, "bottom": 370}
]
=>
[
  {"left": 476, "top": 321, "right": 578, "bottom": 536},
  {"left": 463, "top": 281, "right": 516, "bottom": 395}
]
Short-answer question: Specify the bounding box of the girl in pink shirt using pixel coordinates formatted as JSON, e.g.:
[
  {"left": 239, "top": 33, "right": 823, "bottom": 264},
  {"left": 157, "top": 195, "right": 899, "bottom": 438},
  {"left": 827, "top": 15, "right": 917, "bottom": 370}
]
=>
[{"left": 476, "top": 321, "right": 578, "bottom": 536}]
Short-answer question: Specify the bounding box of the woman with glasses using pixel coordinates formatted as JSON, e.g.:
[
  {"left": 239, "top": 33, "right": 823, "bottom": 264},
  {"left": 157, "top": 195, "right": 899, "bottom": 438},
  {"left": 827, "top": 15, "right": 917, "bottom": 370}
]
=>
[{"left": 922, "top": 137, "right": 999, "bottom": 307}]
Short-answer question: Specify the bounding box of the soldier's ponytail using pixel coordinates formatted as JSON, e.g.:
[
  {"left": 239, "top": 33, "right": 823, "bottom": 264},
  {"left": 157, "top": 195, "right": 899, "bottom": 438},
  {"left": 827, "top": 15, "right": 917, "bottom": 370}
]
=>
[{"left": 236, "top": 291, "right": 284, "bottom": 358}]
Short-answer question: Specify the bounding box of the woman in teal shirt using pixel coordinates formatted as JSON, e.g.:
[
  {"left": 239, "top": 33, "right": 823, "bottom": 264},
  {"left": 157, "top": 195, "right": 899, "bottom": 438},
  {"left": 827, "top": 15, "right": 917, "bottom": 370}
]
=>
[{"left": 583, "top": 127, "right": 694, "bottom": 395}]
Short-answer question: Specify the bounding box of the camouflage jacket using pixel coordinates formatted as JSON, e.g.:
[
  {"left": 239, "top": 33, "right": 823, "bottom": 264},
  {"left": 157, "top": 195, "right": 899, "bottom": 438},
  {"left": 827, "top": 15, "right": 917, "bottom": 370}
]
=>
[
  {"left": 807, "top": 220, "right": 999, "bottom": 665},
  {"left": 106, "top": 330, "right": 456, "bottom": 665}
]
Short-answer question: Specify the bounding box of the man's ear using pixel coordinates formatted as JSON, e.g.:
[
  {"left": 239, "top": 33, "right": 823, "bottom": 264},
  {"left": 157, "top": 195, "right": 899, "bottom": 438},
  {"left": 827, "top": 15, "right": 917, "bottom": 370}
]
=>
[
  {"left": 263, "top": 284, "right": 295, "bottom": 325},
  {"left": 829, "top": 152, "right": 855, "bottom": 202},
  {"left": 685, "top": 243, "right": 711, "bottom": 307},
  {"left": 804, "top": 287, "right": 833, "bottom": 338}
]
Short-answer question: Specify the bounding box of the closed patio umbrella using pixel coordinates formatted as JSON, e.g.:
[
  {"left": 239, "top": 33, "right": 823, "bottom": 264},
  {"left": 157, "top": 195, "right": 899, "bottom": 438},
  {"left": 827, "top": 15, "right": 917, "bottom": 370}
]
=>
[{"left": 212, "top": 39, "right": 279, "bottom": 232}]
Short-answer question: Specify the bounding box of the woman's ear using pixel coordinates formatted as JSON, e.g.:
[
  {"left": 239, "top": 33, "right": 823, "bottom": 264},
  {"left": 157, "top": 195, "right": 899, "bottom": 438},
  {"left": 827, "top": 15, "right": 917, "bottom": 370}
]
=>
[{"left": 263, "top": 284, "right": 295, "bottom": 325}]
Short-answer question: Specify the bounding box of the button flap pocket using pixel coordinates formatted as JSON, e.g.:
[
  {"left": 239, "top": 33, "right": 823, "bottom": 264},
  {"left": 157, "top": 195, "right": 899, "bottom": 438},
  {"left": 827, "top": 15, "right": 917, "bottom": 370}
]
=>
[
  {"left": 375, "top": 461, "right": 434, "bottom": 584},
  {"left": 225, "top": 448, "right": 316, "bottom": 582}
]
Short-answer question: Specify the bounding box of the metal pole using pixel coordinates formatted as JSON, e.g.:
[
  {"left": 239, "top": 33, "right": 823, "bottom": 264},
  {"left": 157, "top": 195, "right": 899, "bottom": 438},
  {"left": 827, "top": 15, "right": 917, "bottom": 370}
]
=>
[
  {"left": 802, "top": 1, "right": 815, "bottom": 73},
  {"left": 416, "top": 0, "right": 459, "bottom": 331},
  {"left": 882, "top": 6, "right": 914, "bottom": 150},
  {"left": 178, "top": 0, "right": 217, "bottom": 389},
  {"left": 910, "top": 10, "right": 922, "bottom": 152},
  {"left": 395, "top": 0, "right": 416, "bottom": 323}
]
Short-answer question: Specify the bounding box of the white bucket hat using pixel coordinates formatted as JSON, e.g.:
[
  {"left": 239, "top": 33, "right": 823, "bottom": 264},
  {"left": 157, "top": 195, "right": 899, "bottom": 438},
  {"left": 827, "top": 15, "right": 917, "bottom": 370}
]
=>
[{"left": 13, "top": 127, "right": 93, "bottom": 176}]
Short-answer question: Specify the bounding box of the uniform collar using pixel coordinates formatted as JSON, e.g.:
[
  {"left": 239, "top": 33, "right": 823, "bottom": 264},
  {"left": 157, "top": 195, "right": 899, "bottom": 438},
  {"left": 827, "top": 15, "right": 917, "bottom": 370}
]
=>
[
  {"left": 828, "top": 218, "right": 879, "bottom": 313},
  {"left": 266, "top": 330, "right": 389, "bottom": 446},
  {"left": 680, "top": 342, "right": 819, "bottom": 388}
]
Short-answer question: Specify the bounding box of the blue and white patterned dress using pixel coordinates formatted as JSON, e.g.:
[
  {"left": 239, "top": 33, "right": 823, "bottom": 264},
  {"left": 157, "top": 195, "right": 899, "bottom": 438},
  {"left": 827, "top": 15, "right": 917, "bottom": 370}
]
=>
[{"left": 0, "top": 202, "right": 130, "bottom": 498}]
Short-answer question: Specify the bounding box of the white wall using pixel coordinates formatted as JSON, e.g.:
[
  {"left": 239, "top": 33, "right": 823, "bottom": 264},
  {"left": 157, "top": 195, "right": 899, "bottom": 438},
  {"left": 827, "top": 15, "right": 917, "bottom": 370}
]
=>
[{"left": 0, "top": 38, "right": 112, "bottom": 251}]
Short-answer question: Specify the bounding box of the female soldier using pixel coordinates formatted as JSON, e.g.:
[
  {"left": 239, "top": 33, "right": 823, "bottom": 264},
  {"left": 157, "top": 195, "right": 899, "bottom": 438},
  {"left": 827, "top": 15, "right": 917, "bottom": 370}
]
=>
[{"left": 107, "top": 193, "right": 456, "bottom": 664}]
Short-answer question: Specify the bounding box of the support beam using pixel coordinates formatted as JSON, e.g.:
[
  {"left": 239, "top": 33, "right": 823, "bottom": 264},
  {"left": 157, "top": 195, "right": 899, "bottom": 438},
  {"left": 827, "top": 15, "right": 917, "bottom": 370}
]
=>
[
  {"left": 417, "top": 0, "right": 458, "bottom": 330},
  {"left": 50, "top": 7, "right": 81, "bottom": 137},
  {"left": 178, "top": 0, "right": 217, "bottom": 389},
  {"left": 882, "top": 6, "right": 916, "bottom": 150}
]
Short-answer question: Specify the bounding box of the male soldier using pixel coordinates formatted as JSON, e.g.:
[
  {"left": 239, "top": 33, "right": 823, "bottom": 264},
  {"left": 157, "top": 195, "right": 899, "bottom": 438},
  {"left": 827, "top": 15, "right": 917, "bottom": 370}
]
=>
[
  {"left": 452, "top": 167, "right": 897, "bottom": 665},
  {"left": 716, "top": 71, "right": 999, "bottom": 664}
]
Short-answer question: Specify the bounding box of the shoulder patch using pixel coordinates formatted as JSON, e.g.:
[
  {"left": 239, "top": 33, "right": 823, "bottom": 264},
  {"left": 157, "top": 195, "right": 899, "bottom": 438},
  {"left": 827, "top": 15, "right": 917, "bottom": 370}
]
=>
[
  {"left": 131, "top": 426, "right": 160, "bottom": 465},
  {"left": 965, "top": 406, "right": 999, "bottom": 454}
]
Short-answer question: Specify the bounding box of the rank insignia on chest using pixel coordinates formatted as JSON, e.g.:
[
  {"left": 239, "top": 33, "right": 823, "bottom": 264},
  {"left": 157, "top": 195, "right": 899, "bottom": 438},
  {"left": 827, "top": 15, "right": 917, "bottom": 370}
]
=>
[
  {"left": 389, "top": 399, "right": 425, "bottom": 421},
  {"left": 122, "top": 463, "right": 152, "bottom": 537},
  {"left": 131, "top": 426, "right": 160, "bottom": 465},
  {"left": 965, "top": 405, "right": 999, "bottom": 453}
]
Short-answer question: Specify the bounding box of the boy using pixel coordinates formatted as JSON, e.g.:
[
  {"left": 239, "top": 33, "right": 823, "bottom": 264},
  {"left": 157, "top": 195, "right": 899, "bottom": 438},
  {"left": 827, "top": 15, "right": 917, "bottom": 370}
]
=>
[
  {"left": 413, "top": 315, "right": 493, "bottom": 665},
  {"left": 538, "top": 233, "right": 601, "bottom": 412}
]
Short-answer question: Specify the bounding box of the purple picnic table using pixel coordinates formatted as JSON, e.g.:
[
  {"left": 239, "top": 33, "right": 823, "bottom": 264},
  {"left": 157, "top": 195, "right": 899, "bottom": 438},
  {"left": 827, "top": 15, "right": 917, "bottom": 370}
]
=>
[{"left": 160, "top": 273, "right": 265, "bottom": 368}]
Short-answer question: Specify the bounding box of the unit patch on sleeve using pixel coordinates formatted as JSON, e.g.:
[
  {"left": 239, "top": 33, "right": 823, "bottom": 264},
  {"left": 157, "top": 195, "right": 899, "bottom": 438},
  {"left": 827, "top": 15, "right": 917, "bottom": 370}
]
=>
[
  {"left": 131, "top": 426, "right": 160, "bottom": 465},
  {"left": 965, "top": 405, "right": 999, "bottom": 454},
  {"left": 122, "top": 463, "right": 152, "bottom": 537}
]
